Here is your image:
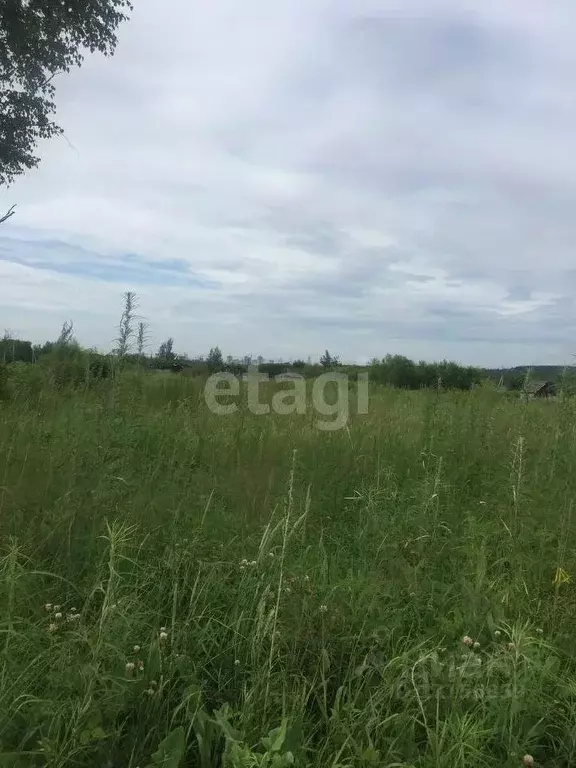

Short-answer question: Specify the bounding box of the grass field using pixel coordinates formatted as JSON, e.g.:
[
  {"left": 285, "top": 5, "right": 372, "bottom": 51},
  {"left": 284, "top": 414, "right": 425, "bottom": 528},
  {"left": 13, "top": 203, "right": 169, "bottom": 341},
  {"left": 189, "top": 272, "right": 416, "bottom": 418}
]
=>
[{"left": 1, "top": 371, "right": 576, "bottom": 766}]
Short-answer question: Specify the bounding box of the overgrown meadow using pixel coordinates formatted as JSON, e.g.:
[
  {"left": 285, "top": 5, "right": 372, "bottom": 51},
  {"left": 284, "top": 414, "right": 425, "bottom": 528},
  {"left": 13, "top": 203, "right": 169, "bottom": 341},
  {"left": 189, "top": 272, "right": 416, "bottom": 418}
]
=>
[{"left": 1, "top": 366, "right": 576, "bottom": 767}]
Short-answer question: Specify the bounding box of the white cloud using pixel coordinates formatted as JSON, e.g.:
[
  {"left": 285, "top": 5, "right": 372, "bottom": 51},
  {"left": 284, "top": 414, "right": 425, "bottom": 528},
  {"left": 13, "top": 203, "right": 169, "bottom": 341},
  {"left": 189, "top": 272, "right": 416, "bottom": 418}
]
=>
[{"left": 2, "top": 0, "right": 576, "bottom": 365}]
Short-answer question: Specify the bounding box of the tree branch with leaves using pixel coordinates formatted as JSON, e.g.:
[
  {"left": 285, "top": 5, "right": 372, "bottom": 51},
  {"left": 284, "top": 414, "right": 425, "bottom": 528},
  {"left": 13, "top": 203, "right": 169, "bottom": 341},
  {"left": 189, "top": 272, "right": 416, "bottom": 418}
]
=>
[{"left": 0, "top": 0, "right": 132, "bottom": 187}]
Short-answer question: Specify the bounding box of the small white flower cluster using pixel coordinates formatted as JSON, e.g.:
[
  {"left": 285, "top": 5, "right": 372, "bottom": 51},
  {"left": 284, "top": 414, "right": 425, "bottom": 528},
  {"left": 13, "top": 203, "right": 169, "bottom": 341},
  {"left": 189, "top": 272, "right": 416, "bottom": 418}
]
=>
[
  {"left": 125, "top": 659, "right": 145, "bottom": 676},
  {"left": 66, "top": 607, "right": 81, "bottom": 623},
  {"left": 462, "top": 635, "right": 479, "bottom": 649},
  {"left": 44, "top": 602, "right": 80, "bottom": 632},
  {"left": 159, "top": 626, "right": 168, "bottom": 643},
  {"left": 126, "top": 643, "right": 145, "bottom": 676},
  {"left": 239, "top": 559, "right": 258, "bottom": 569},
  {"left": 493, "top": 629, "right": 518, "bottom": 649},
  {"left": 145, "top": 680, "right": 158, "bottom": 696}
]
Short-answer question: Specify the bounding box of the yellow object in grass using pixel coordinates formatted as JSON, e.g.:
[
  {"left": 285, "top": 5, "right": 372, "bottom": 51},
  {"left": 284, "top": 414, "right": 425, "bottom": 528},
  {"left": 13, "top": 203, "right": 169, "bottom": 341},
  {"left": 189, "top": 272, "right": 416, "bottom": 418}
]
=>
[{"left": 553, "top": 567, "right": 570, "bottom": 588}]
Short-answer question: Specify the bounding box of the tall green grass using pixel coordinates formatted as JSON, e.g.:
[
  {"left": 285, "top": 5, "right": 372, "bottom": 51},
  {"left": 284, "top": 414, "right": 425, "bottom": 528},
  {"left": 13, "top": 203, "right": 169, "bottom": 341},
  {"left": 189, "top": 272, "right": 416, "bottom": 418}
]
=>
[{"left": 1, "top": 371, "right": 576, "bottom": 766}]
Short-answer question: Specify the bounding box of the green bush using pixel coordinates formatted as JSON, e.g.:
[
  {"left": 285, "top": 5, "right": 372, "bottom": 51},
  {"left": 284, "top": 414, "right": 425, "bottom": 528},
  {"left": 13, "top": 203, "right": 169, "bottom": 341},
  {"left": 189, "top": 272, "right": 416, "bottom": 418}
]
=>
[
  {"left": 39, "top": 350, "right": 113, "bottom": 391},
  {"left": 5, "top": 361, "right": 47, "bottom": 400},
  {"left": 0, "top": 363, "right": 9, "bottom": 401}
]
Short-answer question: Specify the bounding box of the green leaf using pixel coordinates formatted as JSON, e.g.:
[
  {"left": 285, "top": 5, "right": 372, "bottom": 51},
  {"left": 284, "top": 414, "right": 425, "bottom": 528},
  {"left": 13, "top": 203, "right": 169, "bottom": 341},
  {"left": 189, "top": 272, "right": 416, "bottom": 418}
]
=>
[
  {"left": 147, "top": 726, "right": 186, "bottom": 768},
  {"left": 271, "top": 752, "right": 294, "bottom": 767},
  {"left": 361, "top": 746, "right": 380, "bottom": 764},
  {"left": 261, "top": 719, "right": 287, "bottom": 753},
  {"left": 213, "top": 704, "right": 242, "bottom": 742},
  {"left": 283, "top": 717, "right": 302, "bottom": 755}
]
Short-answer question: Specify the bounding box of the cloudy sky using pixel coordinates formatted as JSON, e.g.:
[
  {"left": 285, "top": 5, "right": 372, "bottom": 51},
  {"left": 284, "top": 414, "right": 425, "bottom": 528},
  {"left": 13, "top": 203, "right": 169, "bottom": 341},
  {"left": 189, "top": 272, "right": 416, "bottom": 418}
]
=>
[{"left": 1, "top": 0, "right": 576, "bottom": 366}]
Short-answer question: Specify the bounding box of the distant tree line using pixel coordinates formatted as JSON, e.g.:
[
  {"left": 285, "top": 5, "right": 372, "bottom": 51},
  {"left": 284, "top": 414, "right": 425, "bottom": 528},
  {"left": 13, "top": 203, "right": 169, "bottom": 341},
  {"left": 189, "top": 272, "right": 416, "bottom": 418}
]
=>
[
  {"left": 1, "top": 333, "right": 485, "bottom": 392},
  {"left": 368, "top": 355, "right": 484, "bottom": 391},
  {"left": 5, "top": 291, "right": 571, "bottom": 393}
]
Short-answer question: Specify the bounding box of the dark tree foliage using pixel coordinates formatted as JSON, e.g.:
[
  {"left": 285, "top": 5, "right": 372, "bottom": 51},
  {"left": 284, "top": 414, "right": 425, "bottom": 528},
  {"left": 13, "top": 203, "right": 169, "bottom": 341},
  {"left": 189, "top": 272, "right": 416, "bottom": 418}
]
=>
[
  {"left": 257, "top": 362, "right": 287, "bottom": 378},
  {"left": 206, "top": 346, "right": 224, "bottom": 373},
  {"left": 370, "top": 354, "right": 484, "bottom": 391},
  {"left": 0, "top": 336, "right": 33, "bottom": 363},
  {"left": 0, "top": 0, "right": 132, "bottom": 186},
  {"left": 88, "top": 355, "right": 111, "bottom": 380},
  {"left": 157, "top": 338, "right": 175, "bottom": 362},
  {"left": 320, "top": 349, "right": 340, "bottom": 369}
]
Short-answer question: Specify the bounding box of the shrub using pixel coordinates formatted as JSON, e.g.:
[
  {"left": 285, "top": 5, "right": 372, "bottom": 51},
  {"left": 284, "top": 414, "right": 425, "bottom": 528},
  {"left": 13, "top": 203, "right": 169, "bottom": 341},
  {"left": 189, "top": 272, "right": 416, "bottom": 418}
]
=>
[
  {"left": 5, "top": 361, "right": 48, "bottom": 400},
  {"left": 0, "top": 363, "right": 9, "bottom": 401},
  {"left": 38, "top": 350, "right": 114, "bottom": 391}
]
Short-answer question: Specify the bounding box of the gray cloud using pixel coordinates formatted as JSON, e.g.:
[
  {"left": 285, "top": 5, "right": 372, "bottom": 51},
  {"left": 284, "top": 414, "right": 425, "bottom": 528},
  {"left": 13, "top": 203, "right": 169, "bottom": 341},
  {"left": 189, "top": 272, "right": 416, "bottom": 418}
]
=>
[{"left": 1, "top": 0, "right": 576, "bottom": 365}]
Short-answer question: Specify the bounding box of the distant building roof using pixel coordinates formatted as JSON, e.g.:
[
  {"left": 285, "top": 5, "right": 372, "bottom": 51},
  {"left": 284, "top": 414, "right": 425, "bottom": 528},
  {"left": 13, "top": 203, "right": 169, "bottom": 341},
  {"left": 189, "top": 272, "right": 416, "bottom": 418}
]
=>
[
  {"left": 276, "top": 372, "right": 305, "bottom": 381},
  {"left": 523, "top": 380, "right": 554, "bottom": 395}
]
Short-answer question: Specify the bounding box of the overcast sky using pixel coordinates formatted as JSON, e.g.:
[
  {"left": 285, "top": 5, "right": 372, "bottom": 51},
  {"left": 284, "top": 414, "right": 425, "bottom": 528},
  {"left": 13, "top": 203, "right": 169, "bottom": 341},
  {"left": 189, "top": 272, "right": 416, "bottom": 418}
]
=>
[{"left": 1, "top": 0, "right": 576, "bottom": 366}]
